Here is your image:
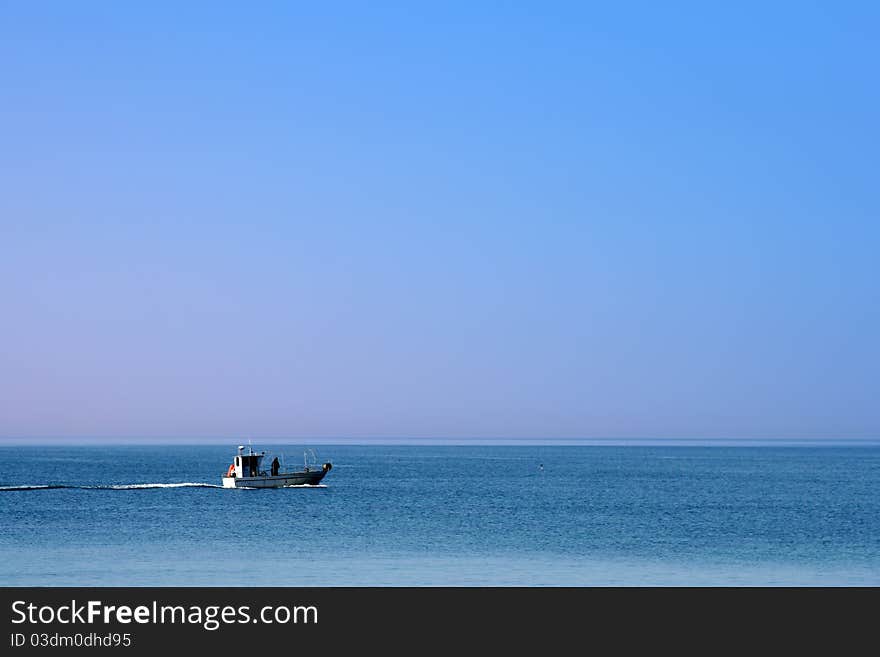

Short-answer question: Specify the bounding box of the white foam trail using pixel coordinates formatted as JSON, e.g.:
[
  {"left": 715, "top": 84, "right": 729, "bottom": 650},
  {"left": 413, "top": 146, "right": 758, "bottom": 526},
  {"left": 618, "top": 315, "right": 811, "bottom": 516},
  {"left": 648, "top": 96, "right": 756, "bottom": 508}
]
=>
[
  {"left": 0, "top": 482, "right": 325, "bottom": 491},
  {"left": 107, "top": 482, "right": 222, "bottom": 489},
  {"left": 0, "top": 482, "right": 222, "bottom": 491}
]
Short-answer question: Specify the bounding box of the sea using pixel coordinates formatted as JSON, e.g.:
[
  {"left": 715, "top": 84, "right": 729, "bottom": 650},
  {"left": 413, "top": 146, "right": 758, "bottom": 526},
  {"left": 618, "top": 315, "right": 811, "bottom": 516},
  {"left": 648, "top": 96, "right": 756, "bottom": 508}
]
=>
[{"left": 1, "top": 444, "right": 879, "bottom": 586}]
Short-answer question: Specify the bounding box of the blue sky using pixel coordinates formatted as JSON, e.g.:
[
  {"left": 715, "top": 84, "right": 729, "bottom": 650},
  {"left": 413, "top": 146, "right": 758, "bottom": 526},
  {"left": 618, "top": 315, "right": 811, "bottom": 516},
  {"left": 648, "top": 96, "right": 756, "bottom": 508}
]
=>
[{"left": 1, "top": 2, "right": 877, "bottom": 440}]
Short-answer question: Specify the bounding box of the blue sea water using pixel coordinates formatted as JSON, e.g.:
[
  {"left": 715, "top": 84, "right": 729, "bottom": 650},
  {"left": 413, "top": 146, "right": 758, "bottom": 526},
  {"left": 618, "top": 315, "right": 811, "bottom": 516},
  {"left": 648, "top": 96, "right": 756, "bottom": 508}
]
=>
[{"left": 1, "top": 445, "right": 879, "bottom": 586}]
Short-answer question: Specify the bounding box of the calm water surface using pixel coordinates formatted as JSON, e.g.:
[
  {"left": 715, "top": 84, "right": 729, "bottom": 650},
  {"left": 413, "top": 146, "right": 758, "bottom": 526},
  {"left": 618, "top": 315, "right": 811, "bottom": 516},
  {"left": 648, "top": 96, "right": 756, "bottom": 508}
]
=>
[{"left": 1, "top": 445, "right": 878, "bottom": 585}]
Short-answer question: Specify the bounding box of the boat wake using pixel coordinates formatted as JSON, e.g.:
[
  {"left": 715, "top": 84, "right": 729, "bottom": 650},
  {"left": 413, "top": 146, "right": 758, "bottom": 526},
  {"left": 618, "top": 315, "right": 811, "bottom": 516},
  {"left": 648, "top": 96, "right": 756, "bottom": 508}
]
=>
[
  {"left": 0, "top": 482, "right": 223, "bottom": 492},
  {"left": 108, "top": 483, "right": 224, "bottom": 490}
]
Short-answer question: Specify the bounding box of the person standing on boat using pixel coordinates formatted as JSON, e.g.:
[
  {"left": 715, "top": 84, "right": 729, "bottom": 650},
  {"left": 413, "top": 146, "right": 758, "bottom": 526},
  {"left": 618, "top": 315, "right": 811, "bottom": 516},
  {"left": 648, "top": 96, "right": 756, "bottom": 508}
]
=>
[{"left": 271, "top": 457, "right": 280, "bottom": 477}]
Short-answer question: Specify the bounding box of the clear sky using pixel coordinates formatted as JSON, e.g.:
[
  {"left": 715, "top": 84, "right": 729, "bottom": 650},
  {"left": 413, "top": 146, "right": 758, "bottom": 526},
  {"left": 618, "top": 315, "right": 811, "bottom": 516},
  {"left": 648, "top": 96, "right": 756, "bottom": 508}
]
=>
[{"left": 1, "top": 2, "right": 877, "bottom": 441}]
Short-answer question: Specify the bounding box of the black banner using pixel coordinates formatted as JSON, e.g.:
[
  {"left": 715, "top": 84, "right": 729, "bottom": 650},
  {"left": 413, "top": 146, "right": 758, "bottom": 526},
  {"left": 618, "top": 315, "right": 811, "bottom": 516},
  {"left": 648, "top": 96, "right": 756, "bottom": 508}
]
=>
[{"left": 1, "top": 587, "right": 875, "bottom": 653}]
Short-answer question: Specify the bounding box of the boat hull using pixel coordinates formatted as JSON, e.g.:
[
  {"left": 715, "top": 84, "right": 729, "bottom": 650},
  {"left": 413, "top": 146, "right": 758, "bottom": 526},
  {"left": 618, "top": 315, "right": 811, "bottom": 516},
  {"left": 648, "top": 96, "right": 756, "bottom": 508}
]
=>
[{"left": 222, "top": 464, "right": 331, "bottom": 488}]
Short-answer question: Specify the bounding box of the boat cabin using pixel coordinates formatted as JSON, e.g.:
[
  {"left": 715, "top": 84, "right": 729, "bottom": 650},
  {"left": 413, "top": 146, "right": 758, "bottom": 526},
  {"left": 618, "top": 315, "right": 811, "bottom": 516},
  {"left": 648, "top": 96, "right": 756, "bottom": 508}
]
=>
[{"left": 230, "top": 446, "right": 266, "bottom": 478}]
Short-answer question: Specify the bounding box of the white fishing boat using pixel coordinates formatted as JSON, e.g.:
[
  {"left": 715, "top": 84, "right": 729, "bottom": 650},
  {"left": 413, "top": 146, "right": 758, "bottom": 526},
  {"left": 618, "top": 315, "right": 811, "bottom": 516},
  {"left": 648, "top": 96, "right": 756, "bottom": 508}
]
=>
[{"left": 222, "top": 445, "right": 332, "bottom": 488}]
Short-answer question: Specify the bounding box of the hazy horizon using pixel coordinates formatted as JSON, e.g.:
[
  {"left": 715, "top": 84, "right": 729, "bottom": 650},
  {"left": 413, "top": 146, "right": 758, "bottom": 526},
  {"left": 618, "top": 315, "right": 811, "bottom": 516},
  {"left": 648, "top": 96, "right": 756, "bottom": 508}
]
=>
[
  {"left": 2, "top": 3, "right": 877, "bottom": 442},
  {"left": 1, "top": 436, "right": 878, "bottom": 447}
]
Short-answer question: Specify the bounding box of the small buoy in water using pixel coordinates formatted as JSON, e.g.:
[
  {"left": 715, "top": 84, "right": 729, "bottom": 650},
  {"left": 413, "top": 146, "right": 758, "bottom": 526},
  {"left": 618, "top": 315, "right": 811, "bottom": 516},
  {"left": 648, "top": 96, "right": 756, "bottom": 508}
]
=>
[{"left": 539, "top": 463, "right": 544, "bottom": 473}]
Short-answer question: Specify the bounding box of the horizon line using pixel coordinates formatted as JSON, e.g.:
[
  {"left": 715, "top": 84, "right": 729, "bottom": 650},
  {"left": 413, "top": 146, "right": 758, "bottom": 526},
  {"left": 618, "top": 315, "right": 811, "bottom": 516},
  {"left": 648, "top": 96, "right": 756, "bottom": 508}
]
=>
[{"left": 1, "top": 436, "right": 878, "bottom": 447}]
